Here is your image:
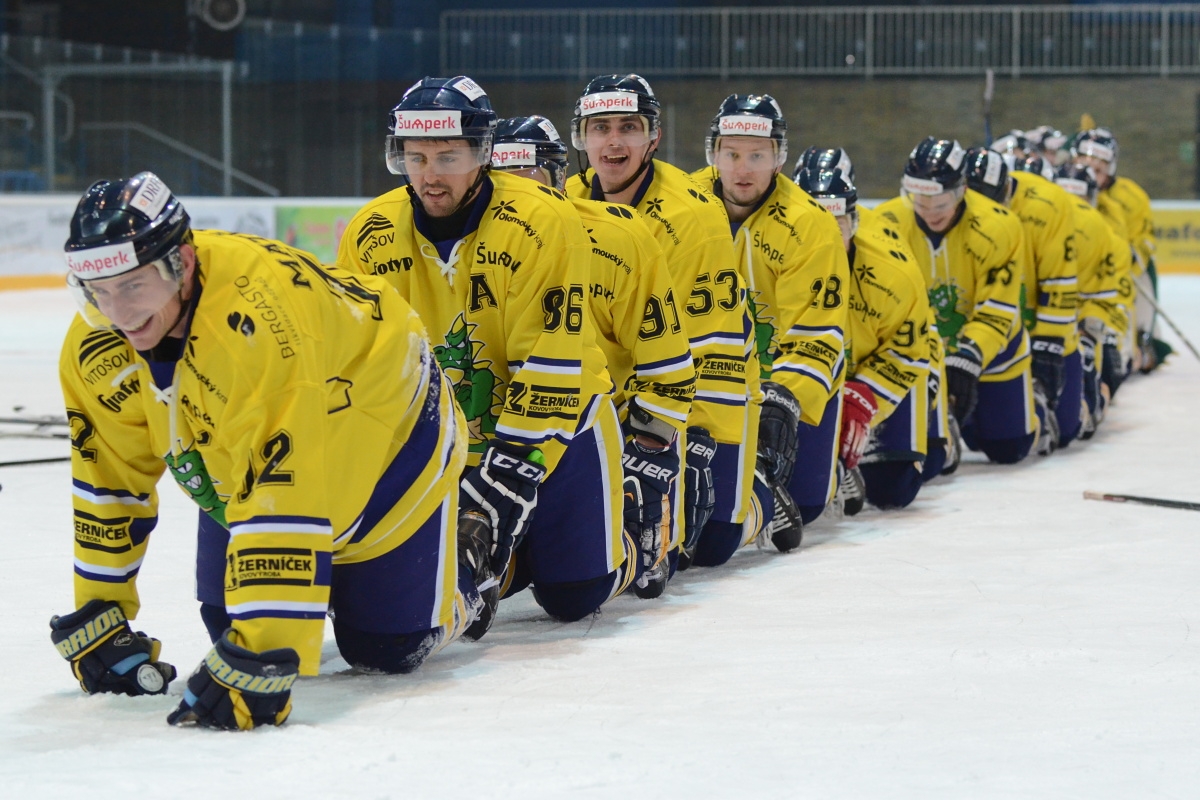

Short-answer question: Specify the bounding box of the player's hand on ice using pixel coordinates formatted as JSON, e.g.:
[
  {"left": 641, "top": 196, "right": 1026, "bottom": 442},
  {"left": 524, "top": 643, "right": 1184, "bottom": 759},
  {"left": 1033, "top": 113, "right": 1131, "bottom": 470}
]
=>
[
  {"left": 839, "top": 380, "right": 877, "bottom": 470},
  {"left": 944, "top": 338, "right": 983, "bottom": 423},
  {"left": 50, "top": 599, "right": 176, "bottom": 696},
  {"left": 460, "top": 440, "right": 546, "bottom": 574},
  {"left": 167, "top": 629, "right": 299, "bottom": 731}
]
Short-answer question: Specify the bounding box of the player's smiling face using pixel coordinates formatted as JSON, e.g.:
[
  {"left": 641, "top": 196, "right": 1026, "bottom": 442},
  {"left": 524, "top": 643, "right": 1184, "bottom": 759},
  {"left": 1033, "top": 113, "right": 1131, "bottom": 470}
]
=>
[
  {"left": 85, "top": 246, "right": 196, "bottom": 350},
  {"left": 583, "top": 115, "right": 655, "bottom": 188},
  {"left": 714, "top": 137, "right": 778, "bottom": 206},
  {"left": 402, "top": 139, "right": 484, "bottom": 217}
]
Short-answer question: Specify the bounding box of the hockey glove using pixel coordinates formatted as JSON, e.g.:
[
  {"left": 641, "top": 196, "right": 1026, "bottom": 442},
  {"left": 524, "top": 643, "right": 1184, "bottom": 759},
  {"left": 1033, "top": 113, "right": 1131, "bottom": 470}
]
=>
[
  {"left": 167, "top": 629, "right": 300, "bottom": 731},
  {"left": 458, "top": 509, "right": 501, "bottom": 642},
  {"left": 1100, "top": 338, "right": 1125, "bottom": 397},
  {"left": 50, "top": 599, "right": 176, "bottom": 696},
  {"left": 839, "top": 380, "right": 877, "bottom": 470},
  {"left": 758, "top": 381, "right": 801, "bottom": 486},
  {"left": 944, "top": 338, "right": 983, "bottom": 423},
  {"left": 1078, "top": 329, "right": 1103, "bottom": 435},
  {"left": 682, "top": 427, "right": 717, "bottom": 553},
  {"left": 460, "top": 440, "right": 546, "bottom": 574},
  {"left": 622, "top": 439, "right": 678, "bottom": 535},
  {"left": 1030, "top": 336, "right": 1065, "bottom": 409}
]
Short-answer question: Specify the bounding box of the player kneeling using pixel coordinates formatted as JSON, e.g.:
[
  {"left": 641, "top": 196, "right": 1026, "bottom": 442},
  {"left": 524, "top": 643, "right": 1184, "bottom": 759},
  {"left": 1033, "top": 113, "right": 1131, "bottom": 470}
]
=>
[
  {"left": 51, "top": 173, "right": 481, "bottom": 730},
  {"left": 796, "top": 166, "right": 933, "bottom": 510}
]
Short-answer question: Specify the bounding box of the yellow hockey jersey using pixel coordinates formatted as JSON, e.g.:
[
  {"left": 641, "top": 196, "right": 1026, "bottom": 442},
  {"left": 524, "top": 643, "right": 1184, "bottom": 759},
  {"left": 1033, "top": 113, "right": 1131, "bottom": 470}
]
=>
[
  {"left": 875, "top": 191, "right": 1025, "bottom": 376},
  {"left": 61, "top": 231, "right": 467, "bottom": 674},
  {"left": 1102, "top": 175, "right": 1155, "bottom": 271},
  {"left": 571, "top": 197, "right": 695, "bottom": 434},
  {"left": 567, "top": 160, "right": 748, "bottom": 444},
  {"left": 1070, "top": 197, "right": 1128, "bottom": 338},
  {"left": 338, "top": 171, "right": 608, "bottom": 472},
  {"left": 845, "top": 224, "right": 933, "bottom": 424},
  {"left": 1008, "top": 173, "right": 1079, "bottom": 345},
  {"left": 690, "top": 168, "right": 850, "bottom": 427}
]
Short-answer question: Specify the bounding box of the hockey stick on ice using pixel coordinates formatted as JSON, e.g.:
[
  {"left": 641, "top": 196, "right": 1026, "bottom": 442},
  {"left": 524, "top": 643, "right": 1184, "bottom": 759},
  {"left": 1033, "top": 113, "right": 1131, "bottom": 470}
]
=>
[
  {"left": 1084, "top": 491, "right": 1200, "bottom": 512},
  {"left": 1132, "top": 280, "right": 1200, "bottom": 362},
  {"left": 982, "top": 69, "right": 995, "bottom": 147},
  {"left": 0, "top": 456, "right": 71, "bottom": 468}
]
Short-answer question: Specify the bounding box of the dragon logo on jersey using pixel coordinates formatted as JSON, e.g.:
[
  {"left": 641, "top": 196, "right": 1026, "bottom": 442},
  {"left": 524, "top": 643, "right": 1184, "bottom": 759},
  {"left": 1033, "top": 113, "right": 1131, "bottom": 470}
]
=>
[
  {"left": 928, "top": 283, "right": 968, "bottom": 348},
  {"left": 434, "top": 313, "right": 499, "bottom": 453},
  {"left": 747, "top": 292, "right": 776, "bottom": 378},
  {"left": 165, "top": 445, "right": 227, "bottom": 527}
]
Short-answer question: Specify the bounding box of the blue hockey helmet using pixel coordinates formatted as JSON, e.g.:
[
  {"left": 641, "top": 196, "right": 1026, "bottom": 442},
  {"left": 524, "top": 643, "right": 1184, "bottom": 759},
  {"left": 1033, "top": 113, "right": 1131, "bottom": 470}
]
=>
[
  {"left": 492, "top": 115, "right": 570, "bottom": 191},
  {"left": 795, "top": 166, "right": 857, "bottom": 217},
  {"left": 571, "top": 73, "right": 660, "bottom": 151},
  {"left": 1012, "top": 152, "right": 1056, "bottom": 182},
  {"left": 705, "top": 93, "right": 788, "bottom": 168},
  {"left": 1055, "top": 162, "right": 1100, "bottom": 205},
  {"left": 1071, "top": 128, "right": 1119, "bottom": 176},
  {"left": 963, "top": 147, "right": 1012, "bottom": 205},
  {"left": 902, "top": 137, "right": 967, "bottom": 196},
  {"left": 386, "top": 76, "right": 498, "bottom": 176},
  {"left": 64, "top": 171, "right": 189, "bottom": 282},
  {"left": 793, "top": 146, "right": 855, "bottom": 186}
]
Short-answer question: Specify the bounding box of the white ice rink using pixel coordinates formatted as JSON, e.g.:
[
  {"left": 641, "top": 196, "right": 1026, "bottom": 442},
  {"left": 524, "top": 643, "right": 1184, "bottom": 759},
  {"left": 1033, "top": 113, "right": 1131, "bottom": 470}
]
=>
[{"left": 1, "top": 278, "right": 1198, "bottom": 799}]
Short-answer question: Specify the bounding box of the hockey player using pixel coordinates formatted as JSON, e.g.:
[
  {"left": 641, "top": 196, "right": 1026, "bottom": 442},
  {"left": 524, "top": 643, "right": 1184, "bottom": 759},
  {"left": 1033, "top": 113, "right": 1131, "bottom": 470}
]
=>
[
  {"left": 338, "top": 77, "right": 639, "bottom": 623},
  {"left": 1071, "top": 128, "right": 1169, "bottom": 373},
  {"left": 1055, "top": 163, "right": 1130, "bottom": 437},
  {"left": 564, "top": 75, "right": 764, "bottom": 568},
  {"left": 964, "top": 147, "right": 1079, "bottom": 453},
  {"left": 795, "top": 166, "right": 932, "bottom": 509},
  {"left": 1025, "top": 125, "right": 1069, "bottom": 166},
  {"left": 690, "top": 93, "right": 851, "bottom": 541},
  {"left": 488, "top": 114, "right": 697, "bottom": 597},
  {"left": 876, "top": 137, "right": 1035, "bottom": 465},
  {"left": 52, "top": 172, "right": 479, "bottom": 731}
]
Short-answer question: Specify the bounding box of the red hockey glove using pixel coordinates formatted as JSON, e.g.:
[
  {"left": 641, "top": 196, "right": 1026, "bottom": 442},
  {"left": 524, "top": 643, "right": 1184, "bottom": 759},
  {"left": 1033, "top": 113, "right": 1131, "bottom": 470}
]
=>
[{"left": 839, "top": 380, "right": 878, "bottom": 469}]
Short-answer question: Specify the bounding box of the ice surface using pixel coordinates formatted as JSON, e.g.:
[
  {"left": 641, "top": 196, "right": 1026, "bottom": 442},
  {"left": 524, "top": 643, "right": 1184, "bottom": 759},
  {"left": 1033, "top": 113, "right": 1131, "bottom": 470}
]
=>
[{"left": 2, "top": 279, "right": 1199, "bottom": 798}]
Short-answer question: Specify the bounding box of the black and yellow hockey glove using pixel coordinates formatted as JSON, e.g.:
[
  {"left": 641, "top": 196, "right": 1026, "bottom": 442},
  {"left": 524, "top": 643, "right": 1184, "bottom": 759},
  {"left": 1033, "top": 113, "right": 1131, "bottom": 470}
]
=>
[
  {"left": 50, "top": 599, "right": 176, "bottom": 696},
  {"left": 167, "top": 629, "right": 300, "bottom": 731}
]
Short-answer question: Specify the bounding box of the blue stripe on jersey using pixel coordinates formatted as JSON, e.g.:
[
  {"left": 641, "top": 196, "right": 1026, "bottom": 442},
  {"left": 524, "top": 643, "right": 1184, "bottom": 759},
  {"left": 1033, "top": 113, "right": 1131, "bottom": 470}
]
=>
[
  {"left": 690, "top": 330, "right": 745, "bottom": 345},
  {"left": 343, "top": 367, "right": 446, "bottom": 546},
  {"left": 635, "top": 353, "right": 692, "bottom": 374},
  {"left": 524, "top": 356, "right": 583, "bottom": 369},
  {"left": 231, "top": 515, "right": 333, "bottom": 530},
  {"left": 694, "top": 390, "right": 747, "bottom": 406},
  {"left": 787, "top": 324, "right": 844, "bottom": 337},
  {"left": 774, "top": 362, "right": 832, "bottom": 392},
  {"left": 857, "top": 374, "right": 904, "bottom": 406},
  {"left": 74, "top": 564, "right": 140, "bottom": 583},
  {"left": 228, "top": 608, "right": 328, "bottom": 621},
  {"left": 72, "top": 479, "right": 150, "bottom": 505}
]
